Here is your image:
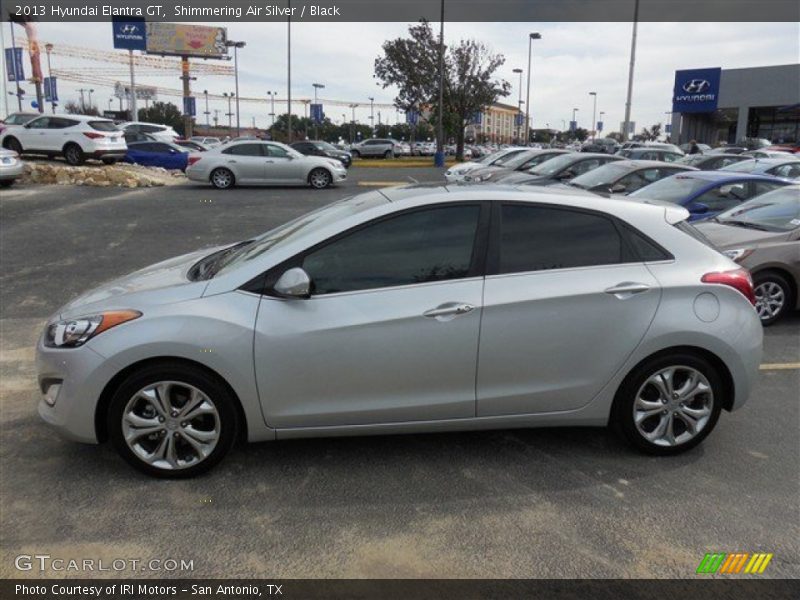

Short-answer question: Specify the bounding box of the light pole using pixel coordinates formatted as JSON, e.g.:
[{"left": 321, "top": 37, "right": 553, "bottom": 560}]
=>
[
  {"left": 87, "top": 89, "right": 94, "bottom": 112},
  {"left": 108, "top": 98, "right": 113, "bottom": 111},
  {"left": 267, "top": 91, "right": 276, "bottom": 137},
  {"left": 286, "top": 2, "right": 293, "bottom": 143},
  {"left": 524, "top": 32, "right": 541, "bottom": 145},
  {"left": 203, "top": 90, "right": 210, "bottom": 128},
  {"left": 78, "top": 88, "right": 87, "bottom": 112},
  {"left": 44, "top": 43, "right": 56, "bottom": 114},
  {"left": 572, "top": 107, "right": 579, "bottom": 133},
  {"left": 226, "top": 40, "right": 245, "bottom": 136},
  {"left": 223, "top": 92, "right": 234, "bottom": 134},
  {"left": 349, "top": 103, "right": 358, "bottom": 144},
  {"left": 623, "top": 0, "right": 639, "bottom": 141},
  {"left": 513, "top": 67, "right": 523, "bottom": 143},
  {"left": 312, "top": 82, "right": 325, "bottom": 140},
  {"left": 589, "top": 91, "right": 597, "bottom": 140},
  {"left": 368, "top": 96, "right": 374, "bottom": 135},
  {"left": 599, "top": 111, "right": 605, "bottom": 137},
  {"left": 434, "top": 0, "right": 445, "bottom": 167}
]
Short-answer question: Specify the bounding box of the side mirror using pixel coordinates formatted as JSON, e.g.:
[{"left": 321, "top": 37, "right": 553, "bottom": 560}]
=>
[
  {"left": 610, "top": 183, "right": 627, "bottom": 193},
  {"left": 688, "top": 202, "right": 710, "bottom": 215},
  {"left": 274, "top": 267, "right": 311, "bottom": 298}
]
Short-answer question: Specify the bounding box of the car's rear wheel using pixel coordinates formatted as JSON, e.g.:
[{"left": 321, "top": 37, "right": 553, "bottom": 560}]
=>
[
  {"left": 753, "top": 271, "right": 794, "bottom": 325},
  {"left": 107, "top": 363, "right": 238, "bottom": 478},
  {"left": 351, "top": 150, "right": 360, "bottom": 159},
  {"left": 308, "top": 167, "right": 332, "bottom": 189},
  {"left": 63, "top": 143, "right": 85, "bottom": 166},
  {"left": 210, "top": 167, "right": 235, "bottom": 189},
  {"left": 612, "top": 353, "right": 723, "bottom": 455},
  {"left": 4, "top": 137, "right": 23, "bottom": 154},
  {"left": 0, "top": 180, "right": 14, "bottom": 188},
  {"left": 384, "top": 150, "right": 392, "bottom": 159}
]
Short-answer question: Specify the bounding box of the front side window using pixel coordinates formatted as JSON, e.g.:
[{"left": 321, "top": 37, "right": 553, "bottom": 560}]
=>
[
  {"left": 302, "top": 205, "right": 481, "bottom": 295},
  {"left": 770, "top": 163, "right": 800, "bottom": 179},
  {"left": 498, "top": 205, "right": 626, "bottom": 274},
  {"left": 26, "top": 117, "right": 50, "bottom": 129},
  {"left": 267, "top": 144, "right": 292, "bottom": 158}
]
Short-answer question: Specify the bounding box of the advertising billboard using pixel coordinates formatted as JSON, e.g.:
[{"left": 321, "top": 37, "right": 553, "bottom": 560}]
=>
[
  {"left": 145, "top": 23, "right": 228, "bottom": 58},
  {"left": 672, "top": 67, "right": 722, "bottom": 114}
]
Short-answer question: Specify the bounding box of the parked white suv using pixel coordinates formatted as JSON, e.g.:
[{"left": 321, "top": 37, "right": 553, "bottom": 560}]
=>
[
  {"left": 0, "top": 114, "right": 127, "bottom": 166},
  {"left": 350, "top": 138, "right": 402, "bottom": 159},
  {"left": 120, "top": 121, "right": 179, "bottom": 143}
]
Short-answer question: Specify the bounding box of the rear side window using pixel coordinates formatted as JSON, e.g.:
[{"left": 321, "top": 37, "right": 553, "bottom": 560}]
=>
[
  {"left": 497, "top": 205, "right": 628, "bottom": 274},
  {"left": 89, "top": 121, "right": 118, "bottom": 132},
  {"left": 622, "top": 225, "right": 672, "bottom": 261},
  {"left": 222, "top": 143, "right": 265, "bottom": 157}
]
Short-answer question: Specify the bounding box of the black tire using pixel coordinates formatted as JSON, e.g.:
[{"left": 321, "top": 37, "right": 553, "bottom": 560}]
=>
[
  {"left": 210, "top": 167, "right": 235, "bottom": 189},
  {"left": 611, "top": 352, "right": 724, "bottom": 456},
  {"left": 0, "top": 179, "right": 14, "bottom": 188},
  {"left": 107, "top": 362, "right": 239, "bottom": 478},
  {"left": 102, "top": 158, "right": 118, "bottom": 165},
  {"left": 753, "top": 270, "right": 794, "bottom": 326},
  {"left": 351, "top": 150, "right": 360, "bottom": 159},
  {"left": 63, "top": 143, "right": 85, "bottom": 166},
  {"left": 308, "top": 167, "right": 332, "bottom": 189},
  {"left": 4, "top": 137, "right": 22, "bottom": 155}
]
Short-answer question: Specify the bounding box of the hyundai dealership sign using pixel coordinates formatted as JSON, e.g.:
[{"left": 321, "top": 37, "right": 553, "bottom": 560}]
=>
[{"left": 672, "top": 68, "right": 722, "bottom": 113}]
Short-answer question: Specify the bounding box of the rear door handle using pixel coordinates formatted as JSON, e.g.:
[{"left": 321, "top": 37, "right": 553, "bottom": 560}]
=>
[
  {"left": 604, "top": 282, "right": 651, "bottom": 298},
  {"left": 423, "top": 302, "right": 475, "bottom": 319}
]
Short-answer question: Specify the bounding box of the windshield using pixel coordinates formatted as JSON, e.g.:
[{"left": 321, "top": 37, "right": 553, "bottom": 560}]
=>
[
  {"left": 490, "top": 149, "right": 526, "bottom": 166},
  {"left": 500, "top": 150, "right": 540, "bottom": 170},
  {"left": 715, "top": 186, "right": 800, "bottom": 232},
  {"left": 720, "top": 159, "right": 759, "bottom": 173},
  {"left": 213, "top": 192, "right": 389, "bottom": 277},
  {"left": 529, "top": 154, "right": 578, "bottom": 176},
  {"left": 628, "top": 175, "right": 709, "bottom": 202},
  {"left": 569, "top": 163, "right": 631, "bottom": 189}
]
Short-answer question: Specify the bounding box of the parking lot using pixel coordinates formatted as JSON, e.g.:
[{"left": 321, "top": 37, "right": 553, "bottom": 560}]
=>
[{"left": 1, "top": 168, "right": 798, "bottom": 579}]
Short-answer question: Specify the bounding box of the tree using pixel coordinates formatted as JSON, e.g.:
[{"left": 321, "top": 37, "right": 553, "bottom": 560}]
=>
[
  {"left": 137, "top": 102, "right": 184, "bottom": 136},
  {"left": 606, "top": 131, "right": 623, "bottom": 142},
  {"left": 639, "top": 123, "right": 662, "bottom": 142},
  {"left": 573, "top": 127, "right": 590, "bottom": 142},
  {"left": 64, "top": 100, "right": 99, "bottom": 116}
]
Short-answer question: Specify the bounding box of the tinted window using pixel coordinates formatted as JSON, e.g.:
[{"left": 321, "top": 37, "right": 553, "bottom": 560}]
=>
[
  {"left": 27, "top": 117, "right": 50, "bottom": 129},
  {"left": 48, "top": 118, "right": 78, "bottom": 129},
  {"left": 629, "top": 175, "right": 709, "bottom": 203},
  {"left": 222, "top": 143, "right": 264, "bottom": 157},
  {"left": 498, "top": 205, "right": 626, "bottom": 274},
  {"left": 130, "top": 142, "right": 155, "bottom": 152},
  {"left": 302, "top": 205, "right": 481, "bottom": 295},
  {"left": 89, "top": 120, "right": 118, "bottom": 131},
  {"left": 770, "top": 163, "right": 800, "bottom": 179},
  {"left": 624, "top": 226, "right": 671, "bottom": 261}
]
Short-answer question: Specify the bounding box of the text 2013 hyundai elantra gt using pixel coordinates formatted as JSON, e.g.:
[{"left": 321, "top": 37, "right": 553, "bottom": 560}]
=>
[{"left": 36, "top": 186, "right": 763, "bottom": 477}]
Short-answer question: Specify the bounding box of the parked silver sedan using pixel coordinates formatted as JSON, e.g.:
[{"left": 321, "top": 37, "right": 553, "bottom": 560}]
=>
[
  {"left": 0, "top": 148, "right": 24, "bottom": 187},
  {"left": 186, "top": 140, "right": 347, "bottom": 189},
  {"left": 36, "top": 186, "right": 762, "bottom": 477}
]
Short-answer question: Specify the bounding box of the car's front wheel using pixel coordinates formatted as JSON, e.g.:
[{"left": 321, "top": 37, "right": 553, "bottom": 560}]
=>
[
  {"left": 753, "top": 271, "right": 794, "bottom": 325},
  {"left": 4, "top": 137, "right": 23, "bottom": 155},
  {"left": 210, "top": 167, "right": 235, "bottom": 189},
  {"left": 308, "top": 167, "right": 332, "bottom": 189},
  {"left": 612, "top": 353, "right": 723, "bottom": 455},
  {"left": 107, "top": 362, "right": 238, "bottom": 478}
]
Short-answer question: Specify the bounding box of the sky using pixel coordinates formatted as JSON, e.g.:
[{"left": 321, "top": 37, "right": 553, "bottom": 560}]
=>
[{"left": 1, "top": 20, "right": 798, "bottom": 135}]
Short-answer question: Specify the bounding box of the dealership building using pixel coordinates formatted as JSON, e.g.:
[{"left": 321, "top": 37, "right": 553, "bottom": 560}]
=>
[{"left": 669, "top": 64, "right": 799, "bottom": 146}]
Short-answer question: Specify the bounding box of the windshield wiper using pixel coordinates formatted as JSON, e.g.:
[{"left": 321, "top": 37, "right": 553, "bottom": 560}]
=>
[{"left": 719, "top": 220, "right": 769, "bottom": 231}]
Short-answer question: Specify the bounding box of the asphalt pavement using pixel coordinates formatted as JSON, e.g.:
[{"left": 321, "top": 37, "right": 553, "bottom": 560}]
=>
[{"left": 0, "top": 168, "right": 798, "bottom": 578}]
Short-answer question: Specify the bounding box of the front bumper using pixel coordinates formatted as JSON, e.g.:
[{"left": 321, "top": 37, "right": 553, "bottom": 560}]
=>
[
  {"left": 0, "top": 161, "right": 24, "bottom": 180},
  {"left": 332, "top": 169, "right": 347, "bottom": 183},
  {"left": 36, "top": 336, "right": 111, "bottom": 444}
]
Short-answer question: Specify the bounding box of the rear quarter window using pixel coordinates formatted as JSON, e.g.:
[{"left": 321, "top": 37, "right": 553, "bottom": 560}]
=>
[{"left": 89, "top": 121, "right": 119, "bottom": 132}]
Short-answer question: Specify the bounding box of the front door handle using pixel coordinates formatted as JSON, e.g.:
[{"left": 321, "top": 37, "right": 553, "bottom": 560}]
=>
[
  {"left": 604, "top": 282, "right": 651, "bottom": 298},
  {"left": 423, "top": 302, "right": 475, "bottom": 320}
]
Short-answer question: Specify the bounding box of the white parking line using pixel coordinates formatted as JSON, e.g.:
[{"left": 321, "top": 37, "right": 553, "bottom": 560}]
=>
[{"left": 759, "top": 363, "right": 800, "bottom": 370}]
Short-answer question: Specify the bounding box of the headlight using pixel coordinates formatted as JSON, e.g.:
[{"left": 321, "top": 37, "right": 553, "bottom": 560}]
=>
[
  {"left": 722, "top": 248, "right": 754, "bottom": 263},
  {"left": 44, "top": 310, "right": 141, "bottom": 348}
]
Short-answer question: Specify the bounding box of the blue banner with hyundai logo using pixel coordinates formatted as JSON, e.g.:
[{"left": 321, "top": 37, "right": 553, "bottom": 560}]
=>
[
  {"left": 672, "top": 67, "right": 721, "bottom": 114},
  {"left": 112, "top": 17, "right": 147, "bottom": 51}
]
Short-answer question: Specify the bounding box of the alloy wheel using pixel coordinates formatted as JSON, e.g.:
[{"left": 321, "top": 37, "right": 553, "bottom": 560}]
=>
[
  {"left": 121, "top": 381, "right": 221, "bottom": 471},
  {"left": 309, "top": 169, "right": 331, "bottom": 189},
  {"left": 633, "top": 366, "right": 713, "bottom": 447},
  {"left": 754, "top": 281, "right": 785, "bottom": 321},
  {"left": 211, "top": 169, "right": 233, "bottom": 189}
]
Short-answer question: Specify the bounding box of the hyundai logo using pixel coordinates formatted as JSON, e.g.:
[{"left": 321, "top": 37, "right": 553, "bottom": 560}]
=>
[
  {"left": 683, "top": 79, "right": 711, "bottom": 94},
  {"left": 121, "top": 25, "right": 138, "bottom": 34}
]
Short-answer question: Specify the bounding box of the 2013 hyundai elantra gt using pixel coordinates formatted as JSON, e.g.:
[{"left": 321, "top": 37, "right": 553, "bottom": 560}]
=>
[{"left": 36, "top": 186, "right": 763, "bottom": 477}]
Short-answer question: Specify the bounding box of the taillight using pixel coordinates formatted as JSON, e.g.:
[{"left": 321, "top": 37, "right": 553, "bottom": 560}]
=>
[
  {"left": 187, "top": 156, "right": 202, "bottom": 166},
  {"left": 701, "top": 268, "right": 756, "bottom": 305},
  {"left": 83, "top": 132, "right": 104, "bottom": 139}
]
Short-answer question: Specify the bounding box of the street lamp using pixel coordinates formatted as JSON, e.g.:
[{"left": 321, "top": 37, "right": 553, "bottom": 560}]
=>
[
  {"left": 267, "top": 91, "right": 276, "bottom": 136},
  {"left": 203, "top": 90, "right": 210, "bottom": 128},
  {"left": 223, "top": 92, "right": 234, "bottom": 133},
  {"left": 599, "top": 111, "right": 605, "bottom": 137},
  {"left": 226, "top": 40, "right": 246, "bottom": 136},
  {"left": 524, "top": 32, "right": 542, "bottom": 144},
  {"left": 589, "top": 92, "right": 597, "bottom": 141},
  {"left": 312, "top": 82, "right": 325, "bottom": 140},
  {"left": 572, "top": 108, "right": 579, "bottom": 134},
  {"left": 349, "top": 103, "right": 358, "bottom": 144},
  {"left": 513, "top": 68, "right": 523, "bottom": 143},
  {"left": 623, "top": 0, "right": 640, "bottom": 141},
  {"left": 368, "top": 96, "right": 375, "bottom": 135},
  {"left": 108, "top": 98, "right": 113, "bottom": 111},
  {"left": 88, "top": 89, "right": 94, "bottom": 110}
]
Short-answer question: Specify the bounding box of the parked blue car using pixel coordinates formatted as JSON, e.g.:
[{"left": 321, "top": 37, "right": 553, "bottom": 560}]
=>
[
  {"left": 627, "top": 171, "right": 794, "bottom": 220},
  {"left": 124, "top": 141, "right": 190, "bottom": 171}
]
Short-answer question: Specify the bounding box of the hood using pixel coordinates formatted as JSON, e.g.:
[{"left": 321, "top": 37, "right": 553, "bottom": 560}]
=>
[
  {"left": 447, "top": 161, "right": 481, "bottom": 174},
  {"left": 467, "top": 166, "right": 506, "bottom": 181},
  {"left": 494, "top": 171, "right": 541, "bottom": 184},
  {"left": 693, "top": 221, "right": 789, "bottom": 248},
  {"left": 58, "top": 245, "right": 227, "bottom": 318}
]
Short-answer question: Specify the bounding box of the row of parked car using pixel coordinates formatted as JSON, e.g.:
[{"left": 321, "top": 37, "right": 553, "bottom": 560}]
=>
[{"left": 446, "top": 146, "right": 800, "bottom": 324}]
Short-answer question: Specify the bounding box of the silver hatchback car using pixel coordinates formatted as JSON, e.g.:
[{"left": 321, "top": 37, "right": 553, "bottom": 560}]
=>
[{"left": 36, "top": 186, "right": 763, "bottom": 477}]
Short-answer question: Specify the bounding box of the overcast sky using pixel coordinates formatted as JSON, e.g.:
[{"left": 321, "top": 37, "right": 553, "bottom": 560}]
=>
[{"left": 1, "top": 21, "right": 798, "bottom": 135}]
